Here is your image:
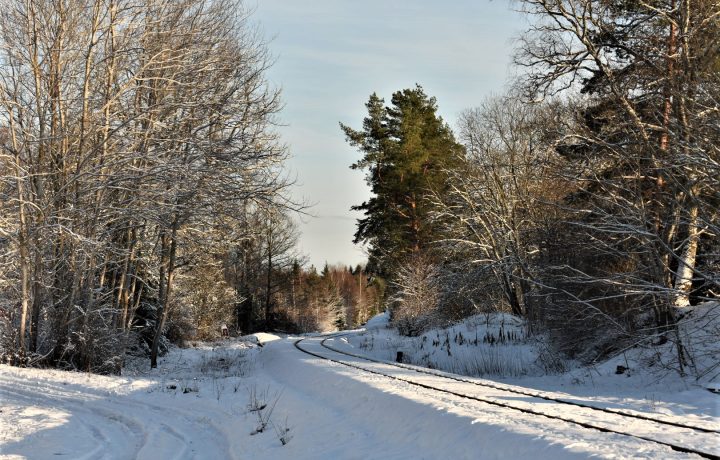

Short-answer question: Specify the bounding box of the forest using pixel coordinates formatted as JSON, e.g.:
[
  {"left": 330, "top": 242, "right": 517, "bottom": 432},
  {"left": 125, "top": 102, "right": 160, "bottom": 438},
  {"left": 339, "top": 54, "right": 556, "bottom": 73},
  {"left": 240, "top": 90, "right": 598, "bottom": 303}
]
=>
[{"left": 0, "top": 0, "right": 718, "bottom": 378}]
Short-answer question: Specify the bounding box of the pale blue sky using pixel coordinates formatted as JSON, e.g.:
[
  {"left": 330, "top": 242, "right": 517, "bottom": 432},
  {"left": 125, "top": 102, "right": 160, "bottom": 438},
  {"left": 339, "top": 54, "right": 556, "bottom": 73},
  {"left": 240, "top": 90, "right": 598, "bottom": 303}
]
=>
[{"left": 253, "top": 0, "right": 526, "bottom": 269}]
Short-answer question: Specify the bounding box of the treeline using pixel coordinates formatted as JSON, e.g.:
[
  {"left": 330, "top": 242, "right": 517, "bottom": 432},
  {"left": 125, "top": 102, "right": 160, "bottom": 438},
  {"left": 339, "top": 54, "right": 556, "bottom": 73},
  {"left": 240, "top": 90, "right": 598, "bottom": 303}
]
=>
[
  {"left": 184, "top": 207, "right": 384, "bottom": 337},
  {"left": 177, "top": 208, "right": 385, "bottom": 339},
  {"left": 1, "top": 0, "right": 717, "bottom": 377},
  {"left": 0, "top": 0, "right": 383, "bottom": 373},
  {"left": 0, "top": 0, "right": 293, "bottom": 372},
  {"left": 344, "top": 0, "right": 719, "bottom": 373},
  {"left": 233, "top": 260, "right": 383, "bottom": 335}
]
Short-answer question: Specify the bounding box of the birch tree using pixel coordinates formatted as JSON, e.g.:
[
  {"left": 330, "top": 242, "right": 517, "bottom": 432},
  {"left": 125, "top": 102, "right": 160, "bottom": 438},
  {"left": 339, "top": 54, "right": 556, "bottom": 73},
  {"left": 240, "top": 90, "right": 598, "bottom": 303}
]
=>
[
  {"left": 517, "top": 0, "right": 719, "bottom": 310},
  {"left": 516, "top": 0, "right": 719, "bottom": 366},
  {"left": 0, "top": 0, "right": 290, "bottom": 371}
]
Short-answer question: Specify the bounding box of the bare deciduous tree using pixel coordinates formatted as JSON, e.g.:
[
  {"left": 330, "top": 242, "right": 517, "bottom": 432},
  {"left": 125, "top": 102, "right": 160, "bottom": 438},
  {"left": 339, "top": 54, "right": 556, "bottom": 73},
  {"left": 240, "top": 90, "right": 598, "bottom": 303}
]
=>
[{"left": 0, "top": 0, "right": 292, "bottom": 371}]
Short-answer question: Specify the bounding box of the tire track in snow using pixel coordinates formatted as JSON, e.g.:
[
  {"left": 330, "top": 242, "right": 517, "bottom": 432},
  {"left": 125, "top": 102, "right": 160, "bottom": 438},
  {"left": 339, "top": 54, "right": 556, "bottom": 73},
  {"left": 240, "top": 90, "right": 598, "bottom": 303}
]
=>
[
  {"left": 0, "top": 385, "right": 137, "bottom": 460},
  {"left": 0, "top": 373, "right": 233, "bottom": 460}
]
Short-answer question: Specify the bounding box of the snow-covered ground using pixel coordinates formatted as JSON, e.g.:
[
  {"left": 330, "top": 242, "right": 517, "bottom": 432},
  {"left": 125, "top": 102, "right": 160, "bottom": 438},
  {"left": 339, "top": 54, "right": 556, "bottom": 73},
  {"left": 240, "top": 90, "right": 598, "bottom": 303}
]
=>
[
  {"left": 1, "top": 310, "right": 718, "bottom": 459},
  {"left": 338, "top": 305, "right": 720, "bottom": 410}
]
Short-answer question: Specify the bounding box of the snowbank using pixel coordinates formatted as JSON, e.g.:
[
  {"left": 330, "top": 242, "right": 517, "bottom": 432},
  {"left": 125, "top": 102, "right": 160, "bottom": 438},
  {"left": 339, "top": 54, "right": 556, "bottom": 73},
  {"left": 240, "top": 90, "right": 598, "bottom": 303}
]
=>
[
  {"left": 363, "top": 310, "right": 390, "bottom": 329},
  {"left": 331, "top": 306, "right": 720, "bottom": 424}
]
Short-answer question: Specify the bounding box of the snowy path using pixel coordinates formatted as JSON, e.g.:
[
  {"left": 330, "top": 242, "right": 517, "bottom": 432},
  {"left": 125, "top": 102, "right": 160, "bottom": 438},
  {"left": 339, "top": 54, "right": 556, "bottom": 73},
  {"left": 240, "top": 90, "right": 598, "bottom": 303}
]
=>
[{"left": 1, "top": 335, "right": 717, "bottom": 459}]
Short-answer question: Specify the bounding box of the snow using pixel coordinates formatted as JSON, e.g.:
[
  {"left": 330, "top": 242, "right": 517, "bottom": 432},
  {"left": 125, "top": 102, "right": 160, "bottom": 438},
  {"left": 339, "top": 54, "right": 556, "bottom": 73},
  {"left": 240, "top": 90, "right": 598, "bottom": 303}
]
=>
[
  {"left": 336, "top": 307, "right": 720, "bottom": 425},
  {"left": 346, "top": 312, "right": 541, "bottom": 378},
  {"left": 240, "top": 332, "right": 283, "bottom": 346},
  {"left": 363, "top": 310, "right": 390, "bottom": 329},
  {"left": 1, "top": 308, "right": 718, "bottom": 459}
]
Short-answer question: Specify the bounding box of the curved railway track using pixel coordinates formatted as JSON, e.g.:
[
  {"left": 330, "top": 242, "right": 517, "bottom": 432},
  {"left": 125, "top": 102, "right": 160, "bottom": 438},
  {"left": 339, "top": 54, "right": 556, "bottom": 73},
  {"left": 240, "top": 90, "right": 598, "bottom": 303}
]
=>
[{"left": 294, "top": 334, "right": 719, "bottom": 460}]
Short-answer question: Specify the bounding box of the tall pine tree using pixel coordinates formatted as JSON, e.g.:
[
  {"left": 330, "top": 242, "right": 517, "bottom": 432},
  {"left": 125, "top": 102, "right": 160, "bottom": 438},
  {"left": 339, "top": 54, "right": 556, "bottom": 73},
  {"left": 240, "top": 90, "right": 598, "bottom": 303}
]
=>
[{"left": 341, "top": 86, "right": 464, "bottom": 278}]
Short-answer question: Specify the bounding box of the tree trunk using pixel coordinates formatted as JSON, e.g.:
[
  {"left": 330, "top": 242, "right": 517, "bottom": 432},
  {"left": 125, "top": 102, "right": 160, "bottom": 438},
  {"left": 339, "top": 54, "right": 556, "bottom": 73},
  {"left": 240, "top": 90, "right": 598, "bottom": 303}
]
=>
[
  {"left": 265, "top": 239, "right": 273, "bottom": 331},
  {"left": 151, "top": 222, "right": 178, "bottom": 368},
  {"left": 673, "top": 203, "right": 700, "bottom": 306},
  {"left": 13, "top": 140, "right": 30, "bottom": 358}
]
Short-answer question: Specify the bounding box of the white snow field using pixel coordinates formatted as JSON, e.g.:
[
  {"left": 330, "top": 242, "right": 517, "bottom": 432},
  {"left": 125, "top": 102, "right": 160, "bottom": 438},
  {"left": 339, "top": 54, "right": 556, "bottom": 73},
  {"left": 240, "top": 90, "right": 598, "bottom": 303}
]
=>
[{"left": 1, "top": 330, "right": 718, "bottom": 459}]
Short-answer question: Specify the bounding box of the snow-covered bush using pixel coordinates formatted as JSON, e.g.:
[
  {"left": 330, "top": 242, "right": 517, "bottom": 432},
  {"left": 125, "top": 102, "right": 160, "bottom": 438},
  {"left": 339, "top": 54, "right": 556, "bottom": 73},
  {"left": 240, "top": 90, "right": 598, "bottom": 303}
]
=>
[
  {"left": 390, "top": 255, "right": 441, "bottom": 336},
  {"left": 349, "top": 312, "right": 545, "bottom": 378}
]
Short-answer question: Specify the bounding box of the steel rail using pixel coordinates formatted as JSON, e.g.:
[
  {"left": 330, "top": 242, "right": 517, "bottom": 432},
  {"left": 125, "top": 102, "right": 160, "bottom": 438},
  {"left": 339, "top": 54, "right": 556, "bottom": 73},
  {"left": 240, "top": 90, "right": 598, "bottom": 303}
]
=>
[
  {"left": 293, "top": 336, "right": 718, "bottom": 460},
  {"left": 319, "top": 334, "right": 719, "bottom": 434}
]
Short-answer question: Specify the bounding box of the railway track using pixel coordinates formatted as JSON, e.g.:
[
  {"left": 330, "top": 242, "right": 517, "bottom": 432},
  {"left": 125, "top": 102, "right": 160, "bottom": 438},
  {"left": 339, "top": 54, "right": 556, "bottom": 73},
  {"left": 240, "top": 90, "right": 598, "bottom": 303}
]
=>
[{"left": 294, "top": 335, "right": 719, "bottom": 460}]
